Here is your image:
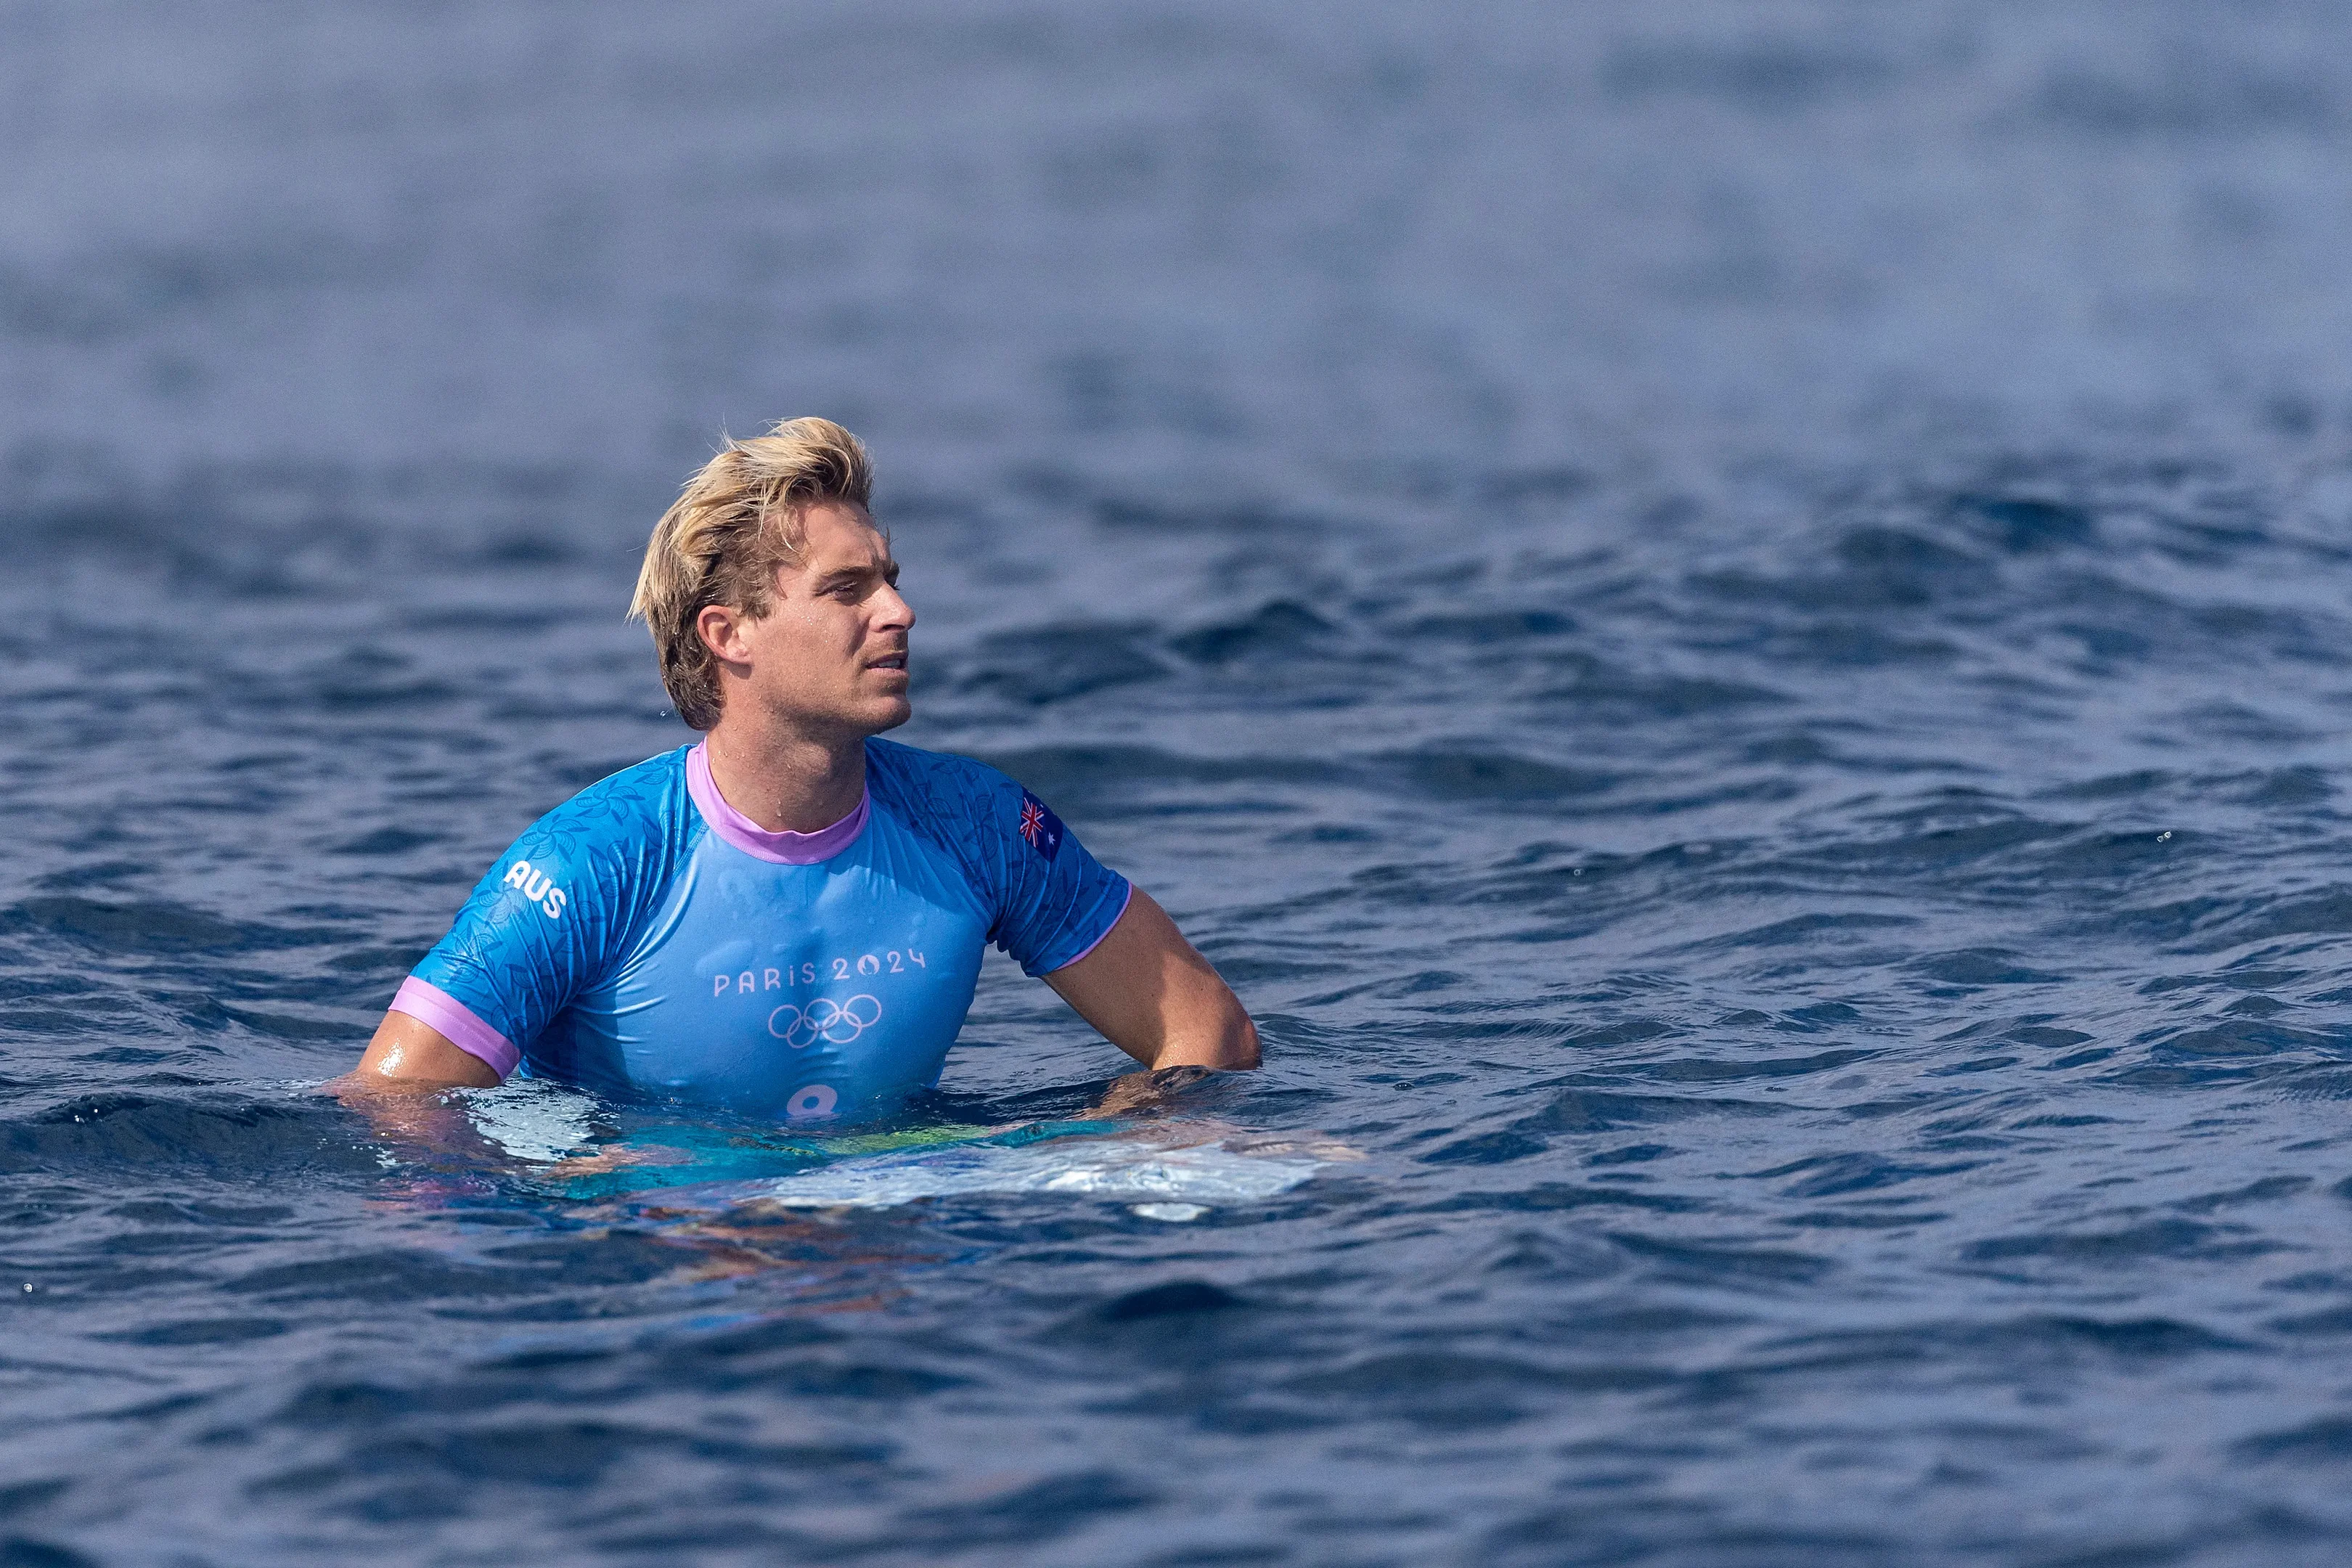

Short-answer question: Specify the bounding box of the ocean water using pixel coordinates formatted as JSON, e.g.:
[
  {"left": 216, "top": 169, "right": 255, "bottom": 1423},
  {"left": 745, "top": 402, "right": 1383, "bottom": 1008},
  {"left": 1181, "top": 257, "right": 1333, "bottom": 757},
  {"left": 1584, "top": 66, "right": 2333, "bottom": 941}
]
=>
[{"left": 12, "top": 2, "right": 2352, "bottom": 1564}]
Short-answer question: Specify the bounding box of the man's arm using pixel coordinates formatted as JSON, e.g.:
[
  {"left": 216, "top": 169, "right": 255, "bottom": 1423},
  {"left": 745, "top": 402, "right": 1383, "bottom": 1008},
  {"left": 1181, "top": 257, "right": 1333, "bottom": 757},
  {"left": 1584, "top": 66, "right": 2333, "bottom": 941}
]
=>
[
  {"left": 333, "top": 1010, "right": 503, "bottom": 1095},
  {"left": 319, "top": 1012, "right": 504, "bottom": 1162},
  {"left": 1044, "top": 887, "right": 1260, "bottom": 1086},
  {"left": 332, "top": 1014, "right": 696, "bottom": 1175}
]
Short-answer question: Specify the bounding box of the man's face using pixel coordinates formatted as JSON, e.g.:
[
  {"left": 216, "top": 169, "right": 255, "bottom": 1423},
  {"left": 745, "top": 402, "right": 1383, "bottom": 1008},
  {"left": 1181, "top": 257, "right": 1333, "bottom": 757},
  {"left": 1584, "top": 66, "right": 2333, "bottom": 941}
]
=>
[{"left": 706, "top": 500, "right": 913, "bottom": 740}]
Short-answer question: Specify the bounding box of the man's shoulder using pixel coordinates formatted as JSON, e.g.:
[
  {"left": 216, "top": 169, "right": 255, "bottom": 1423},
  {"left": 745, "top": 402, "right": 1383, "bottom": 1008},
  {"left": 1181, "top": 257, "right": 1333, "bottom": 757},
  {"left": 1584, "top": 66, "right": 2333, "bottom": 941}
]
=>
[
  {"left": 863, "top": 738, "right": 1040, "bottom": 852},
  {"left": 862, "top": 738, "right": 1089, "bottom": 875},
  {"left": 437, "top": 747, "right": 693, "bottom": 955},
  {"left": 864, "top": 737, "right": 1020, "bottom": 806},
  {"left": 518, "top": 746, "right": 695, "bottom": 862}
]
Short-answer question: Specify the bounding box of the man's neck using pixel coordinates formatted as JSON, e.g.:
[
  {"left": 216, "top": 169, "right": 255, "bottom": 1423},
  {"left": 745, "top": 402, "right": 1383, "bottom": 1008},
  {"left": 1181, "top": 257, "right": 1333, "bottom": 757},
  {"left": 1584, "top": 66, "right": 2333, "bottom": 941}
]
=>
[{"left": 700, "top": 716, "right": 869, "bottom": 833}]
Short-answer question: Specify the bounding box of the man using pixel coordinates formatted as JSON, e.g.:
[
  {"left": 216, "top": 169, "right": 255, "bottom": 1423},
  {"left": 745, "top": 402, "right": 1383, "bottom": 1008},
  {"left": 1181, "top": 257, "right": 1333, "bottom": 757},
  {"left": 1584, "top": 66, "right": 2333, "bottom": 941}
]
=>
[{"left": 343, "top": 417, "right": 1259, "bottom": 1117}]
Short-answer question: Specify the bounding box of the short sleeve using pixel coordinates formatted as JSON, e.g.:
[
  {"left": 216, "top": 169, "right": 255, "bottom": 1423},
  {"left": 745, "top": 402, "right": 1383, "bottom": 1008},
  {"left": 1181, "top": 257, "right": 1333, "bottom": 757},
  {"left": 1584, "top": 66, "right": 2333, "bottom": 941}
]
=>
[
  {"left": 394, "top": 753, "right": 686, "bottom": 1077},
  {"left": 978, "top": 779, "right": 1132, "bottom": 976},
  {"left": 397, "top": 828, "right": 602, "bottom": 1076}
]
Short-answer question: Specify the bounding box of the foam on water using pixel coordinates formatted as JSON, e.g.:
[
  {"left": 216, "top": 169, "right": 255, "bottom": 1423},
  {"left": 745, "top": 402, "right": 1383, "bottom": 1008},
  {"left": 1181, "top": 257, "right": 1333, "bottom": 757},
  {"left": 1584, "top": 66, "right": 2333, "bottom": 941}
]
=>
[
  {"left": 462, "top": 1080, "right": 603, "bottom": 1165},
  {"left": 741, "top": 1130, "right": 1345, "bottom": 1210}
]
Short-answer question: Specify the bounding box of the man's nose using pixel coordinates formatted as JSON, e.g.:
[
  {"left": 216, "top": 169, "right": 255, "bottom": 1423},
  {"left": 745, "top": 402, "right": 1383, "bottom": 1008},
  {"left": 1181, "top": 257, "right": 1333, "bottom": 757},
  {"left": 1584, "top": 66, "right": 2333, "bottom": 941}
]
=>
[{"left": 875, "top": 583, "right": 915, "bottom": 630}]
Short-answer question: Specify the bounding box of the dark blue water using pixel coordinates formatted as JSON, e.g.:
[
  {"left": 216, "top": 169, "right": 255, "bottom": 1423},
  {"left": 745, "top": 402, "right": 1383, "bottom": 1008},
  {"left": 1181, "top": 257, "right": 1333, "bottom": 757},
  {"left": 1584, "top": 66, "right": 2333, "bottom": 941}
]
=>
[{"left": 12, "top": 3, "right": 2352, "bottom": 1563}]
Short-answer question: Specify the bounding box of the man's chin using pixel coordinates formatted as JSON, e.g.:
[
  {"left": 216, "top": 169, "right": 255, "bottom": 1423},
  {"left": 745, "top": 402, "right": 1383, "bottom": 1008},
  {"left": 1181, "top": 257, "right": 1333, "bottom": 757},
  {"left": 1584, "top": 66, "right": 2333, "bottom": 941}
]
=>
[{"left": 754, "top": 694, "right": 912, "bottom": 739}]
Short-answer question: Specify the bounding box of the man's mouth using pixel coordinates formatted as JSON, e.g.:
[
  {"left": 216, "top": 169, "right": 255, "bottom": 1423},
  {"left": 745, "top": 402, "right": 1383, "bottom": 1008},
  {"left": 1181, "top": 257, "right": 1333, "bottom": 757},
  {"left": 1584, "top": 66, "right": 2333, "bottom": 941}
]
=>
[{"left": 870, "top": 653, "right": 907, "bottom": 671}]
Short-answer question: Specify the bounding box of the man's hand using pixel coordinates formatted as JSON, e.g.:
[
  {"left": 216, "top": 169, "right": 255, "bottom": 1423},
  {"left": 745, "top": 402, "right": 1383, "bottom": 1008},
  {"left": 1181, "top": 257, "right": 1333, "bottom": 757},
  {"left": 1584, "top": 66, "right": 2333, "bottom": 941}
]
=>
[
  {"left": 1091, "top": 1063, "right": 1217, "bottom": 1117},
  {"left": 1043, "top": 888, "right": 1261, "bottom": 1080}
]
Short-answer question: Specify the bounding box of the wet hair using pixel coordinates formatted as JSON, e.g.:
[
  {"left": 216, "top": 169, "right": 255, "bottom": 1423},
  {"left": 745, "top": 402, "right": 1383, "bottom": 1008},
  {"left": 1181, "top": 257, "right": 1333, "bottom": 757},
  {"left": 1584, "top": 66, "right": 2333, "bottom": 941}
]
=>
[{"left": 629, "top": 417, "right": 875, "bottom": 730}]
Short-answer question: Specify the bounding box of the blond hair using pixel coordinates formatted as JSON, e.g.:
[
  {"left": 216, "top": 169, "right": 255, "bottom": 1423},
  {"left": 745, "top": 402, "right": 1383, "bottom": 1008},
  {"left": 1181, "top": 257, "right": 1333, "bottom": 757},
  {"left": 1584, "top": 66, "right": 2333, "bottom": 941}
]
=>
[{"left": 629, "top": 417, "right": 875, "bottom": 730}]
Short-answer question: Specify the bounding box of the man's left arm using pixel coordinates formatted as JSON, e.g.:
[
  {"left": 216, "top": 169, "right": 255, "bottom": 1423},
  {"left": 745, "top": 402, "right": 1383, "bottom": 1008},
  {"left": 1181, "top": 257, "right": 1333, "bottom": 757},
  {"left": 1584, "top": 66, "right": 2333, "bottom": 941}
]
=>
[{"left": 1043, "top": 886, "right": 1260, "bottom": 1083}]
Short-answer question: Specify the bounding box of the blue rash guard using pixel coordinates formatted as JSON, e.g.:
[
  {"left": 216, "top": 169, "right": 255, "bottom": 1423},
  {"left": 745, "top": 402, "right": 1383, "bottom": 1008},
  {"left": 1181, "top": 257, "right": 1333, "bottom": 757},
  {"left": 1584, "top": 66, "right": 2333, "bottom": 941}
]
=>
[{"left": 390, "top": 739, "right": 1132, "bottom": 1122}]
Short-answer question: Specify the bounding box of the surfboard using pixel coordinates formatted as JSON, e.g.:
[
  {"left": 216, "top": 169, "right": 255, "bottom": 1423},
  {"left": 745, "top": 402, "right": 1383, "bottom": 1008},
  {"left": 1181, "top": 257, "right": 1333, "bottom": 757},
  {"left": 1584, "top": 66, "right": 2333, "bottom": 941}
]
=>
[{"left": 460, "top": 1082, "right": 1358, "bottom": 1218}]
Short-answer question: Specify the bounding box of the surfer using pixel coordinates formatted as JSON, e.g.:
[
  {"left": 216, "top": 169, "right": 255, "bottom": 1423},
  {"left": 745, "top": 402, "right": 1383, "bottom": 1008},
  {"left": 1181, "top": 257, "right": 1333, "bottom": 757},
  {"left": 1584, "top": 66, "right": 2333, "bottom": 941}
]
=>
[{"left": 335, "top": 417, "right": 1259, "bottom": 1121}]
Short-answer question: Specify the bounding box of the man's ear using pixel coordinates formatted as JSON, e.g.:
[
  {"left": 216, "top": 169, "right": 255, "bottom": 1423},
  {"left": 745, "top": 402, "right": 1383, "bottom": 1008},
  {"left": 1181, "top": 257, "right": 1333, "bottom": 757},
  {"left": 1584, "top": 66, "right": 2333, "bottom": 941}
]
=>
[{"left": 696, "top": 603, "right": 748, "bottom": 667}]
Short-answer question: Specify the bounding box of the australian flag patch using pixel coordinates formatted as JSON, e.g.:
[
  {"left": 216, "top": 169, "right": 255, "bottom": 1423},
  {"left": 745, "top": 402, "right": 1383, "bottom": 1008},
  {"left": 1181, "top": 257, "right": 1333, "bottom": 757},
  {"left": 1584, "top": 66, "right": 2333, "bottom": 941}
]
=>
[{"left": 1015, "top": 789, "right": 1065, "bottom": 861}]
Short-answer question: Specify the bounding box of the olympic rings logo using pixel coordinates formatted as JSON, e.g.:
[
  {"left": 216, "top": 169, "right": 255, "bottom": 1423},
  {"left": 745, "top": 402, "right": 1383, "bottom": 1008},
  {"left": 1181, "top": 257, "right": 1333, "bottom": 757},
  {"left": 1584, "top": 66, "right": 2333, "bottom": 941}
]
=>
[{"left": 766, "top": 994, "right": 882, "bottom": 1050}]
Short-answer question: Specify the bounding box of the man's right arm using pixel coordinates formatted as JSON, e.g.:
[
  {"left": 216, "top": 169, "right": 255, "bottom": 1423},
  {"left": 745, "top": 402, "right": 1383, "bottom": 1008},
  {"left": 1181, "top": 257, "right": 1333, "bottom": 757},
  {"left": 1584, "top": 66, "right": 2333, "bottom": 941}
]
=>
[
  {"left": 339, "top": 794, "right": 629, "bottom": 1102},
  {"left": 333, "top": 1010, "right": 503, "bottom": 1094},
  {"left": 322, "top": 1012, "right": 504, "bottom": 1161},
  {"left": 322, "top": 767, "right": 674, "bottom": 1159}
]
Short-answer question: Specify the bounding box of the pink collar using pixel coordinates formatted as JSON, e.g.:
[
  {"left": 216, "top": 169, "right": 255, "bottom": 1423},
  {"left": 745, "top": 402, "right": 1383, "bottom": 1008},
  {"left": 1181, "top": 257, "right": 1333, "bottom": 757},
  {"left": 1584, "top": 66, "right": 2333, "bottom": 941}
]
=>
[{"left": 685, "top": 742, "right": 870, "bottom": 865}]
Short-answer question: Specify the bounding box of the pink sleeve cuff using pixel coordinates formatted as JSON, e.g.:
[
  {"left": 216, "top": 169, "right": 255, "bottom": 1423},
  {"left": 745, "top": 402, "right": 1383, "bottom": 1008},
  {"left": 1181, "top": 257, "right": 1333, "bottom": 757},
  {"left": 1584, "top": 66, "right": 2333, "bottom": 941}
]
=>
[
  {"left": 390, "top": 976, "right": 520, "bottom": 1079},
  {"left": 1053, "top": 881, "right": 1135, "bottom": 973}
]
